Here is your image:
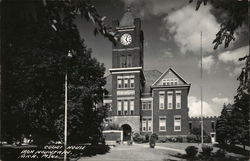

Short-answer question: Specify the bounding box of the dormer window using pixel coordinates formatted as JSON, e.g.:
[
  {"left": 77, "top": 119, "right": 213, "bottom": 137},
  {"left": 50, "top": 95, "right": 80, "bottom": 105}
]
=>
[
  {"left": 162, "top": 78, "right": 178, "bottom": 85},
  {"left": 174, "top": 78, "right": 178, "bottom": 85},
  {"left": 162, "top": 79, "right": 167, "bottom": 85}
]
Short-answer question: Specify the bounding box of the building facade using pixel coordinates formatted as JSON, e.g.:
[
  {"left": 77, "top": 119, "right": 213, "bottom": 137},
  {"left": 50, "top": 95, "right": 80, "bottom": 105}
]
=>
[{"left": 103, "top": 9, "right": 217, "bottom": 141}]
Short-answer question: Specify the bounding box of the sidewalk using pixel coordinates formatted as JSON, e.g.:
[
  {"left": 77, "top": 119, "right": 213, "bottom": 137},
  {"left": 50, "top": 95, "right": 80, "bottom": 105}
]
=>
[{"left": 133, "top": 143, "right": 185, "bottom": 154}]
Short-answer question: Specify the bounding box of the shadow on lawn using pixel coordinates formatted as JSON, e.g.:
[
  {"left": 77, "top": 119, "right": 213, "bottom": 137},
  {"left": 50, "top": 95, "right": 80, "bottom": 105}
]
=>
[
  {"left": 214, "top": 144, "right": 250, "bottom": 156},
  {"left": 167, "top": 152, "right": 248, "bottom": 161}
]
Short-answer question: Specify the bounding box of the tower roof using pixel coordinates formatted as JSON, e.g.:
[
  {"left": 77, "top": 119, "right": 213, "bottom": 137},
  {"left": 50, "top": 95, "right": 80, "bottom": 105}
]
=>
[{"left": 119, "top": 7, "right": 134, "bottom": 27}]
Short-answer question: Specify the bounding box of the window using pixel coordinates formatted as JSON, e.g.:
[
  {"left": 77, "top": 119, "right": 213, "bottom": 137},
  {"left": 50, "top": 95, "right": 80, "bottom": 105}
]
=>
[
  {"left": 159, "top": 92, "right": 165, "bottom": 110},
  {"left": 176, "top": 91, "right": 181, "bottom": 109},
  {"left": 174, "top": 78, "right": 178, "bottom": 85},
  {"left": 130, "top": 100, "right": 134, "bottom": 115},
  {"left": 211, "top": 121, "right": 215, "bottom": 131},
  {"left": 130, "top": 78, "right": 134, "bottom": 88},
  {"left": 162, "top": 79, "right": 167, "bottom": 85},
  {"left": 123, "top": 101, "right": 128, "bottom": 115},
  {"left": 167, "top": 79, "right": 170, "bottom": 85},
  {"left": 117, "top": 101, "right": 122, "bottom": 115},
  {"left": 118, "top": 79, "right": 122, "bottom": 88},
  {"left": 117, "top": 77, "right": 134, "bottom": 89},
  {"left": 142, "top": 118, "right": 147, "bottom": 132},
  {"left": 148, "top": 118, "right": 152, "bottom": 132},
  {"left": 159, "top": 117, "right": 166, "bottom": 131},
  {"left": 142, "top": 102, "right": 152, "bottom": 110},
  {"left": 124, "top": 79, "right": 128, "bottom": 88},
  {"left": 170, "top": 79, "right": 174, "bottom": 85},
  {"left": 120, "top": 55, "right": 132, "bottom": 68},
  {"left": 167, "top": 92, "right": 173, "bottom": 109},
  {"left": 120, "top": 55, "right": 126, "bottom": 67},
  {"left": 189, "top": 122, "right": 192, "bottom": 130},
  {"left": 174, "top": 116, "right": 181, "bottom": 131},
  {"left": 142, "top": 102, "right": 147, "bottom": 110},
  {"left": 127, "top": 55, "right": 132, "bottom": 67},
  {"left": 148, "top": 102, "right": 152, "bottom": 110}
]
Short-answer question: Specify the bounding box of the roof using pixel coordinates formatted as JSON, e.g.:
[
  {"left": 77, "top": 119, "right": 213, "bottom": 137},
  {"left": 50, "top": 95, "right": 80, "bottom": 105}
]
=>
[
  {"left": 143, "top": 70, "right": 162, "bottom": 93},
  {"left": 152, "top": 67, "right": 189, "bottom": 86},
  {"left": 104, "top": 68, "right": 189, "bottom": 95},
  {"left": 119, "top": 8, "right": 134, "bottom": 27}
]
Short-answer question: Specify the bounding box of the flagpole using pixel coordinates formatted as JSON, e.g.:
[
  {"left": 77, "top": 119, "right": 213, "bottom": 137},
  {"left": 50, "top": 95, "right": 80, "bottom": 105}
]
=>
[
  {"left": 64, "top": 50, "right": 72, "bottom": 161},
  {"left": 200, "top": 32, "right": 204, "bottom": 144},
  {"left": 64, "top": 71, "right": 68, "bottom": 161}
]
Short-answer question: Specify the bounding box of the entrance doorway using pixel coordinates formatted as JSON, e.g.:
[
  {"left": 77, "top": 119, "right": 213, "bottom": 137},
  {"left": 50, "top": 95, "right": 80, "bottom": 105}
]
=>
[
  {"left": 210, "top": 132, "right": 216, "bottom": 143},
  {"left": 122, "top": 124, "right": 132, "bottom": 141}
]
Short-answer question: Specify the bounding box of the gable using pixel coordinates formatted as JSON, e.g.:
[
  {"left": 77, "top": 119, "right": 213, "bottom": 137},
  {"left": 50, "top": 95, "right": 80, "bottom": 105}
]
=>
[{"left": 152, "top": 68, "right": 188, "bottom": 86}]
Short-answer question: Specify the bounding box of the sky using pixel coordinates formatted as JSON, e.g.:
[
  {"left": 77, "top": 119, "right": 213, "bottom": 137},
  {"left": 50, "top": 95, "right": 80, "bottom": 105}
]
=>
[{"left": 77, "top": 0, "right": 249, "bottom": 117}]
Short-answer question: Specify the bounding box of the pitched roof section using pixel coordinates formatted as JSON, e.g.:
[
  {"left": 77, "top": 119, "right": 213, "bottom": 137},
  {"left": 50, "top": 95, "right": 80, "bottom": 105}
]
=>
[
  {"left": 152, "top": 67, "right": 189, "bottom": 87},
  {"left": 143, "top": 70, "right": 162, "bottom": 93},
  {"left": 104, "top": 68, "right": 188, "bottom": 95},
  {"left": 119, "top": 7, "right": 134, "bottom": 27}
]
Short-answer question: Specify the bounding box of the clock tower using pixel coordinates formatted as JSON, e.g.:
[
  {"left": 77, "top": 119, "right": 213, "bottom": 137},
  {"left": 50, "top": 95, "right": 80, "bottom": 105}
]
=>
[{"left": 109, "top": 8, "right": 145, "bottom": 135}]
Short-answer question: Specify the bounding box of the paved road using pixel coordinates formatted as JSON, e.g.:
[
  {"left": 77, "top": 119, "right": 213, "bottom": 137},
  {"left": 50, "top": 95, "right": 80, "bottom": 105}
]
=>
[{"left": 78, "top": 144, "right": 184, "bottom": 161}]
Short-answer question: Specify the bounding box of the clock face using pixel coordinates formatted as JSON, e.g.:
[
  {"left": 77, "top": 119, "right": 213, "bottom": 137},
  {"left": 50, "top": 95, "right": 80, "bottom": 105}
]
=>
[{"left": 120, "top": 33, "right": 132, "bottom": 45}]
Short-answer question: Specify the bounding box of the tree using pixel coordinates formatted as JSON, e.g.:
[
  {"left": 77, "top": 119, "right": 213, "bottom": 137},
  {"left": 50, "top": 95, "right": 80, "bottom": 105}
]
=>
[
  {"left": 1, "top": 0, "right": 111, "bottom": 145},
  {"left": 190, "top": 127, "right": 210, "bottom": 143},
  {"left": 190, "top": 0, "right": 248, "bottom": 49},
  {"left": 216, "top": 69, "right": 249, "bottom": 148},
  {"left": 216, "top": 104, "right": 231, "bottom": 145}
]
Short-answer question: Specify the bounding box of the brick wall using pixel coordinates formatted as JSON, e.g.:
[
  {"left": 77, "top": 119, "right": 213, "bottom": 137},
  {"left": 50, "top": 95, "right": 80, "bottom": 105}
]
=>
[
  {"left": 188, "top": 116, "right": 218, "bottom": 135},
  {"left": 152, "top": 87, "right": 189, "bottom": 136}
]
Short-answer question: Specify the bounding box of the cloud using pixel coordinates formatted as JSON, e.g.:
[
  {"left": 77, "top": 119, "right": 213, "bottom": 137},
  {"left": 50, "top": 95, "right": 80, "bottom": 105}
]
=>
[
  {"left": 163, "top": 4, "right": 220, "bottom": 55},
  {"left": 188, "top": 96, "right": 231, "bottom": 117},
  {"left": 212, "top": 97, "right": 230, "bottom": 105},
  {"left": 218, "top": 46, "right": 249, "bottom": 77},
  {"left": 188, "top": 96, "right": 216, "bottom": 117},
  {"left": 119, "top": 0, "right": 186, "bottom": 18},
  {"left": 162, "top": 49, "right": 173, "bottom": 57},
  {"left": 160, "top": 36, "right": 167, "bottom": 42},
  {"left": 218, "top": 46, "right": 248, "bottom": 65},
  {"left": 201, "top": 55, "right": 215, "bottom": 72}
]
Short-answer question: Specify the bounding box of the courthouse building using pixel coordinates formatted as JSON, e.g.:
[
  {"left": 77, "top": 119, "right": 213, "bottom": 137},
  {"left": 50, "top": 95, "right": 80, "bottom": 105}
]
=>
[{"left": 103, "top": 8, "right": 217, "bottom": 141}]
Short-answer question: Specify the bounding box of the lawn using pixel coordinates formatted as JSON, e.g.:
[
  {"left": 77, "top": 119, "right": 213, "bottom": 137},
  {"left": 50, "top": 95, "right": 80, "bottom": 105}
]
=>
[
  {"left": 154, "top": 143, "right": 207, "bottom": 151},
  {"left": 78, "top": 144, "right": 182, "bottom": 161},
  {"left": 78, "top": 143, "right": 249, "bottom": 161}
]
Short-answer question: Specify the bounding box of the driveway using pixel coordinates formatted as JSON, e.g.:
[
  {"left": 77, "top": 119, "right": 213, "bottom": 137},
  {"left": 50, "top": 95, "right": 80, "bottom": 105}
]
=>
[{"left": 78, "top": 143, "right": 184, "bottom": 161}]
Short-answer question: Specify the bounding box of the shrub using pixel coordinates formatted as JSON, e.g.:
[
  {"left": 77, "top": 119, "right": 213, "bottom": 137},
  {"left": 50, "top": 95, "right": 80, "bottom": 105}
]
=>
[
  {"left": 185, "top": 146, "right": 198, "bottom": 158},
  {"left": 133, "top": 133, "right": 144, "bottom": 143},
  {"left": 176, "top": 136, "right": 183, "bottom": 143},
  {"left": 201, "top": 144, "right": 213, "bottom": 157},
  {"left": 214, "top": 149, "right": 226, "bottom": 158},
  {"left": 204, "top": 135, "right": 212, "bottom": 143},
  {"left": 167, "top": 137, "right": 176, "bottom": 142},
  {"left": 187, "top": 134, "right": 197, "bottom": 143},
  {"left": 83, "top": 144, "right": 110, "bottom": 156},
  {"left": 149, "top": 139, "right": 155, "bottom": 148},
  {"left": 127, "top": 140, "right": 133, "bottom": 145},
  {"left": 145, "top": 133, "right": 150, "bottom": 142},
  {"left": 158, "top": 137, "right": 167, "bottom": 143},
  {"left": 150, "top": 133, "right": 158, "bottom": 141}
]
